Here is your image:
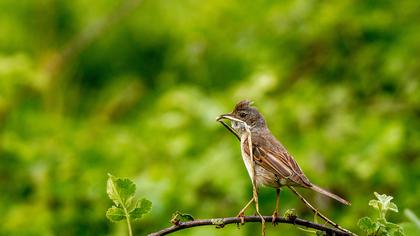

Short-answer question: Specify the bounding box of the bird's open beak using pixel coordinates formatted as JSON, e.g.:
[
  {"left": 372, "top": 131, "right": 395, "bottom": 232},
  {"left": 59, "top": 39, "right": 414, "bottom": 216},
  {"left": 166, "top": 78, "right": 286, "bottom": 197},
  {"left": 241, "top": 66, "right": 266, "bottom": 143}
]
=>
[
  {"left": 216, "top": 113, "right": 242, "bottom": 141},
  {"left": 216, "top": 114, "right": 244, "bottom": 123}
]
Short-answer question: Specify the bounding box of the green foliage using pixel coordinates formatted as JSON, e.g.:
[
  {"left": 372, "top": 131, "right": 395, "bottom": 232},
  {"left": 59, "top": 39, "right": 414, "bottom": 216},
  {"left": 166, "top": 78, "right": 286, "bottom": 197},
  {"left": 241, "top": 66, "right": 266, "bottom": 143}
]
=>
[
  {"left": 106, "top": 174, "right": 151, "bottom": 235},
  {"left": 369, "top": 192, "right": 399, "bottom": 219},
  {"left": 284, "top": 209, "right": 297, "bottom": 221},
  {"left": 171, "top": 211, "right": 195, "bottom": 225},
  {"left": 358, "top": 193, "right": 404, "bottom": 236}
]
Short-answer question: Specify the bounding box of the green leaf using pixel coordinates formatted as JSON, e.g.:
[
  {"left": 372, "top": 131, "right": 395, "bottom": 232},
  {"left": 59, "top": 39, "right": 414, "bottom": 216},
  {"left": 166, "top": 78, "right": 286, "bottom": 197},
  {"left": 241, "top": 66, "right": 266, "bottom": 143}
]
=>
[
  {"left": 369, "top": 199, "right": 380, "bottom": 210},
  {"left": 358, "top": 217, "right": 374, "bottom": 230},
  {"left": 374, "top": 192, "right": 394, "bottom": 211},
  {"left": 106, "top": 206, "right": 126, "bottom": 222},
  {"left": 107, "top": 173, "right": 136, "bottom": 207},
  {"left": 385, "top": 221, "right": 401, "bottom": 229},
  {"left": 171, "top": 211, "right": 195, "bottom": 225},
  {"left": 179, "top": 213, "right": 194, "bottom": 222},
  {"left": 106, "top": 173, "right": 152, "bottom": 226},
  {"left": 130, "top": 198, "right": 152, "bottom": 220},
  {"left": 358, "top": 217, "right": 379, "bottom": 234},
  {"left": 385, "top": 221, "right": 405, "bottom": 235},
  {"left": 284, "top": 209, "right": 297, "bottom": 221},
  {"left": 388, "top": 202, "right": 398, "bottom": 213}
]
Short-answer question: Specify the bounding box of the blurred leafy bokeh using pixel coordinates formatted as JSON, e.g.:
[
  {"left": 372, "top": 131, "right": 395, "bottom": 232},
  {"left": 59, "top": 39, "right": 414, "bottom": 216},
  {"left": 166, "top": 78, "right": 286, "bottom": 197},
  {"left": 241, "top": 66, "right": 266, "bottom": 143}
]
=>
[{"left": 0, "top": 0, "right": 419, "bottom": 235}]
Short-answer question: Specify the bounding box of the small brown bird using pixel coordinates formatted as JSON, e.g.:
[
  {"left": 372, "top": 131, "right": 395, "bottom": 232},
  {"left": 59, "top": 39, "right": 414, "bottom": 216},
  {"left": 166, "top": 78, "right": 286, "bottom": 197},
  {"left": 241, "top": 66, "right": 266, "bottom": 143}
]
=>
[{"left": 217, "top": 100, "right": 350, "bottom": 221}]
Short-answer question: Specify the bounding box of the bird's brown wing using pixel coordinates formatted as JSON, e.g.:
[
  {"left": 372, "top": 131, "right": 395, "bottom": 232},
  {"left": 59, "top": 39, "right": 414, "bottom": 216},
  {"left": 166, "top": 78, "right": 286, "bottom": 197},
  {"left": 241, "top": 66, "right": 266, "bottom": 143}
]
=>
[{"left": 244, "top": 133, "right": 312, "bottom": 187}]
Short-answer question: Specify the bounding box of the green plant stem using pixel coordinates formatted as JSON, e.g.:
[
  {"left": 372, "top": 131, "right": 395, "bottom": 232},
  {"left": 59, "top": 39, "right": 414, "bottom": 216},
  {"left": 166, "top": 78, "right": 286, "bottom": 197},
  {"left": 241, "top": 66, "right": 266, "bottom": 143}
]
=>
[
  {"left": 125, "top": 211, "right": 133, "bottom": 236},
  {"left": 109, "top": 178, "right": 133, "bottom": 236}
]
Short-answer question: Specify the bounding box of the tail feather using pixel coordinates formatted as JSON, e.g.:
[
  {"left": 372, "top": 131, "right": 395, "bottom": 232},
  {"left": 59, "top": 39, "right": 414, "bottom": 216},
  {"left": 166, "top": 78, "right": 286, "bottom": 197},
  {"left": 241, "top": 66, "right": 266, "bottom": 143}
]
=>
[{"left": 310, "top": 185, "right": 350, "bottom": 205}]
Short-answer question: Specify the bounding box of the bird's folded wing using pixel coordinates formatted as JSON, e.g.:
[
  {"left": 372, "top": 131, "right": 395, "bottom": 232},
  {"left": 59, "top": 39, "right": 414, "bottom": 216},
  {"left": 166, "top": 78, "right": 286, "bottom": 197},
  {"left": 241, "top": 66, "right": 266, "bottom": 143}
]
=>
[{"left": 244, "top": 138, "right": 312, "bottom": 187}]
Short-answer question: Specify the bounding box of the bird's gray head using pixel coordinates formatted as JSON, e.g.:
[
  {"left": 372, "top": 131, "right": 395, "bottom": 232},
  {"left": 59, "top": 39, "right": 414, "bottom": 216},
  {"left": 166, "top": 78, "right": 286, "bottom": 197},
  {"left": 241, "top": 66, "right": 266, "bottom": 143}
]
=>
[{"left": 217, "top": 100, "right": 267, "bottom": 132}]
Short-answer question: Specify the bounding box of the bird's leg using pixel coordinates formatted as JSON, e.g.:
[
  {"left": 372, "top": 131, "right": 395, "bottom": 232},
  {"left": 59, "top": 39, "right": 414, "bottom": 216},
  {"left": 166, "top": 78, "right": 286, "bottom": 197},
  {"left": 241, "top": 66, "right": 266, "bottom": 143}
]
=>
[
  {"left": 272, "top": 188, "right": 280, "bottom": 225},
  {"left": 237, "top": 197, "right": 254, "bottom": 224},
  {"left": 253, "top": 186, "right": 265, "bottom": 236}
]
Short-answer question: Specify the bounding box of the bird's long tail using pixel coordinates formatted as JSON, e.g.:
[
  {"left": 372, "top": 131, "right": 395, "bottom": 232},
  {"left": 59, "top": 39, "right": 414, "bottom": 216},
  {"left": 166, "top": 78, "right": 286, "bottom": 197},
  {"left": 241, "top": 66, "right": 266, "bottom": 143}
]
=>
[{"left": 310, "top": 185, "right": 350, "bottom": 205}]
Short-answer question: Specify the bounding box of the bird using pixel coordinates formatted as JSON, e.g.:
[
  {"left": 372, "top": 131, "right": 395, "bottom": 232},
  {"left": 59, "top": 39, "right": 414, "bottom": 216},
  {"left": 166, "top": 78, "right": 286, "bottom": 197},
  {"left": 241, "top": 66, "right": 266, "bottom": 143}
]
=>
[{"left": 216, "top": 100, "right": 350, "bottom": 224}]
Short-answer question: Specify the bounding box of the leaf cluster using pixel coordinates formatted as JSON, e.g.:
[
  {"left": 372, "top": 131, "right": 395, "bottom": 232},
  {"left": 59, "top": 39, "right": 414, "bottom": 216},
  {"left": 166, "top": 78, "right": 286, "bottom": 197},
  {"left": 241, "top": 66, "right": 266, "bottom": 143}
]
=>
[
  {"left": 358, "top": 192, "right": 404, "bottom": 236},
  {"left": 106, "top": 174, "right": 152, "bottom": 222},
  {"left": 170, "top": 211, "right": 195, "bottom": 225}
]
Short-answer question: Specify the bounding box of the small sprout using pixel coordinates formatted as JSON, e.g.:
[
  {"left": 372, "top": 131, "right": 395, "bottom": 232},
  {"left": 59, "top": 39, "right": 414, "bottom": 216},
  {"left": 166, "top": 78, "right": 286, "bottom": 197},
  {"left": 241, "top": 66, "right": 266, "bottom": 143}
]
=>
[
  {"left": 171, "top": 211, "right": 195, "bottom": 225},
  {"left": 211, "top": 218, "right": 225, "bottom": 228},
  {"left": 369, "top": 192, "right": 399, "bottom": 219},
  {"left": 358, "top": 192, "right": 405, "bottom": 236},
  {"left": 106, "top": 173, "right": 152, "bottom": 236},
  {"left": 284, "top": 209, "right": 297, "bottom": 221}
]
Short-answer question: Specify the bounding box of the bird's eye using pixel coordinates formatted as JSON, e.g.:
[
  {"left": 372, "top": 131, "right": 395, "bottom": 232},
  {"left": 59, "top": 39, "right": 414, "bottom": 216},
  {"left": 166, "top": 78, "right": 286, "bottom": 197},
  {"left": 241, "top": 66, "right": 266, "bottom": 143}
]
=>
[{"left": 239, "top": 112, "right": 247, "bottom": 118}]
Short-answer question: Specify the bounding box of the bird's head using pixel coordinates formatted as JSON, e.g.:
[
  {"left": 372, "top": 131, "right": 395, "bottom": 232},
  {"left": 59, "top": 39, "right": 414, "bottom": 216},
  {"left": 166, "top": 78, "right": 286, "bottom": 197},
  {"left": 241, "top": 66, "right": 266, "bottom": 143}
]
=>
[{"left": 216, "top": 100, "right": 266, "bottom": 132}]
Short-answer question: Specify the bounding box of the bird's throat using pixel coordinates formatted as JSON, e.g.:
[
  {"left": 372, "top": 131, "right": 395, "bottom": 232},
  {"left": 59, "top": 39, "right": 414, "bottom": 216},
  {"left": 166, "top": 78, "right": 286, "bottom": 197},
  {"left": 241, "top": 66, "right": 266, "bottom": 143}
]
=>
[{"left": 231, "top": 120, "right": 248, "bottom": 134}]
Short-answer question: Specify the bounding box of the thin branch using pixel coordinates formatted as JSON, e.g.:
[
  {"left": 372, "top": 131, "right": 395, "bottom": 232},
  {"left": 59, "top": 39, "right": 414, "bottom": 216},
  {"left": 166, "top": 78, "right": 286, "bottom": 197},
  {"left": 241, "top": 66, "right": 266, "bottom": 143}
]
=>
[
  {"left": 217, "top": 120, "right": 240, "bottom": 140},
  {"left": 147, "top": 215, "right": 351, "bottom": 236},
  {"left": 288, "top": 186, "right": 355, "bottom": 235}
]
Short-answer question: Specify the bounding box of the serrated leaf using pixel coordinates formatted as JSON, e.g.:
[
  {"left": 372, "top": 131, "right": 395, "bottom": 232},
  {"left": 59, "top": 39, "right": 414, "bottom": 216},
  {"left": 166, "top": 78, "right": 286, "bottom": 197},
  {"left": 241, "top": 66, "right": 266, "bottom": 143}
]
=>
[
  {"left": 179, "top": 213, "right": 194, "bottom": 222},
  {"left": 386, "top": 222, "right": 405, "bottom": 236},
  {"left": 106, "top": 173, "right": 152, "bottom": 234},
  {"left": 130, "top": 198, "right": 152, "bottom": 220},
  {"left": 386, "top": 221, "right": 401, "bottom": 229},
  {"left": 394, "top": 230, "right": 405, "bottom": 236},
  {"left": 388, "top": 202, "right": 398, "bottom": 213},
  {"left": 358, "top": 217, "right": 376, "bottom": 231},
  {"left": 171, "top": 211, "right": 195, "bottom": 225},
  {"left": 126, "top": 196, "right": 138, "bottom": 212},
  {"left": 106, "top": 206, "right": 126, "bottom": 222},
  {"left": 107, "top": 173, "right": 136, "bottom": 207},
  {"left": 369, "top": 199, "right": 380, "bottom": 210},
  {"left": 396, "top": 226, "right": 405, "bottom": 236}
]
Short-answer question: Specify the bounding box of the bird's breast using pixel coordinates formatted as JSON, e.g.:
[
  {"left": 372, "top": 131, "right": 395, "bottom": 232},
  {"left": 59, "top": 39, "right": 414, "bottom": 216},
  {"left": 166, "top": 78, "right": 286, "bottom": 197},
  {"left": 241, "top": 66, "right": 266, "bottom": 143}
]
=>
[
  {"left": 240, "top": 135, "right": 279, "bottom": 188},
  {"left": 240, "top": 135, "right": 254, "bottom": 182}
]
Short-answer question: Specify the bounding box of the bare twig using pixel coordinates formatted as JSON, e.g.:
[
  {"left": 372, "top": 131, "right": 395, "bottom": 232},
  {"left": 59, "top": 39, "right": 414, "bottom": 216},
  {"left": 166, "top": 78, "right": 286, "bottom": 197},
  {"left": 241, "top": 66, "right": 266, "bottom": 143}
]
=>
[
  {"left": 288, "top": 186, "right": 356, "bottom": 235},
  {"left": 218, "top": 120, "right": 240, "bottom": 140},
  {"left": 147, "top": 215, "right": 351, "bottom": 236}
]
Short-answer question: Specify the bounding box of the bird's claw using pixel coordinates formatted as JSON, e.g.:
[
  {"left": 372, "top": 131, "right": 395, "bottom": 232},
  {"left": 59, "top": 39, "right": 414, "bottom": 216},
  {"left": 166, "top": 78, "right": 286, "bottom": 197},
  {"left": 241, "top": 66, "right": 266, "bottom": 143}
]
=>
[
  {"left": 236, "top": 212, "right": 245, "bottom": 225},
  {"left": 272, "top": 211, "right": 278, "bottom": 226}
]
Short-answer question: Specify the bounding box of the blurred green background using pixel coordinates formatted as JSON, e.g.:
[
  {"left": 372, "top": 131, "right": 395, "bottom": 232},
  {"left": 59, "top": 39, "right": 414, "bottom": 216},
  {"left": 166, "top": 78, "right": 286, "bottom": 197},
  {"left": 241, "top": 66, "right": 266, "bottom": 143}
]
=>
[{"left": 0, "top": 0, "right": 419, "bottom": 235}]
